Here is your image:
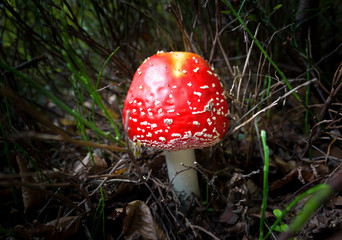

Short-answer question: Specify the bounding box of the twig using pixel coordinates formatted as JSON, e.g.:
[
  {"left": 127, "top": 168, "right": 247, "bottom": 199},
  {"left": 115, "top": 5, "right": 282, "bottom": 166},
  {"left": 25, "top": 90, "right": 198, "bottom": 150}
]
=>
[
  {"left": 190, "top": 225, "right": 220, "bottom": 240},
  {"left": 89, "top": 159, "right": 126, "bottom": 196},
  {"left": 227, "top": 78, "right": 317, "bottom": 136},
  {"left": 124, "top": 111, "right": 144, "bottom": 181},
  {"left": 10, "top": 131, "right": 126, "bottom": 152}
]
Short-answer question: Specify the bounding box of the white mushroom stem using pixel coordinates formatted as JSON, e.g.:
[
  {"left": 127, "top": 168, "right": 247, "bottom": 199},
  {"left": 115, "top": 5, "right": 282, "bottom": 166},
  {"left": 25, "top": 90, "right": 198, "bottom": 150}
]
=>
[{"left": 164, "top": 149, "right": 200, "bottom": 200}]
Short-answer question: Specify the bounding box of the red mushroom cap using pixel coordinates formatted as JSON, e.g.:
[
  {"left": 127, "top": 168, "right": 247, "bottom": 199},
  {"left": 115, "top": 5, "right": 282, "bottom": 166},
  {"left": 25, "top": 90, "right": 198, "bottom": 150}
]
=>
[{"left": 123, "top": 51, "right": 229, "bottom": 151}]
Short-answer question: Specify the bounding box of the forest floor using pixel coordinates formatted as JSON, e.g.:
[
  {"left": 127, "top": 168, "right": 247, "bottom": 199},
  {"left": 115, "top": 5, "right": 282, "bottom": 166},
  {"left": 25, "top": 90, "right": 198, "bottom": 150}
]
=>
[{"left": 1, "top": 1, "right": 342, "bottom": 239}]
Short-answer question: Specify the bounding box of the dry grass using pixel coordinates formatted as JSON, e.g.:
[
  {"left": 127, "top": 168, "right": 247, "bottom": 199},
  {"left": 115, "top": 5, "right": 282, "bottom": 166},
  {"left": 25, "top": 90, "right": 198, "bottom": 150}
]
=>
[{"left": 1, "top": 1, "right": 342, "bottom": 239}]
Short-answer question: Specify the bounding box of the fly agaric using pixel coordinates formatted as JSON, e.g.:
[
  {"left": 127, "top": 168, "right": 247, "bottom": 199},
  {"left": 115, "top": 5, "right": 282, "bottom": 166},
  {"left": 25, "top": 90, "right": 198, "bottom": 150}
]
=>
[{"left": 123, "top": 51, "right": 229, "bottom": 200}]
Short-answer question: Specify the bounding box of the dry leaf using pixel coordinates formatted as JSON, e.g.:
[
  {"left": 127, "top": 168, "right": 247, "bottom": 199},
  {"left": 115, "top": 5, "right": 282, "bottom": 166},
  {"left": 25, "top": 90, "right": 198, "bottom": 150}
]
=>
[
  {"left": 218, "top": 206, "right": 238, "bottom": 224},
  {"left": 59, "top": 117, "right": 76, "bottom": 126},
  {"left": 16, "top": 154, "right": 45, "bottom": 213},
  {"left": 45, "top": 216, "right": 81, "bottom": 238},
  {"left": 333, "top": 196, "right": 342, "bottom": 206},
  {"left": 74, "top": 152, "right": 108, "bottom": 174},
  {"left": 13, "top": 216, "right": 80, "bottom": 239},
  {"left": 123, "top": 200, "right": 167, "bottom": 240},
  {"left": 270, "top": 164, "right": 329, "bottom": 191}
]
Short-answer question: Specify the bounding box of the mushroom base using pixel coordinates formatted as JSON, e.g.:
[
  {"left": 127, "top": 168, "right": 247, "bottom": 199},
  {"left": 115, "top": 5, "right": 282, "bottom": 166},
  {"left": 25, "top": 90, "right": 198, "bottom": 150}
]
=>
[{"left": 164, "top": 149, "right": 200, "bottom": 200}]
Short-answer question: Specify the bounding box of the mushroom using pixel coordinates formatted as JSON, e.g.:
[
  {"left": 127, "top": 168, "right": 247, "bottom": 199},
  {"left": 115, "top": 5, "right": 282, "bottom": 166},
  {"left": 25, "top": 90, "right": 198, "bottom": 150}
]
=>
[{"left": 123, "top": 51, "right": 229, "bottom": 201}]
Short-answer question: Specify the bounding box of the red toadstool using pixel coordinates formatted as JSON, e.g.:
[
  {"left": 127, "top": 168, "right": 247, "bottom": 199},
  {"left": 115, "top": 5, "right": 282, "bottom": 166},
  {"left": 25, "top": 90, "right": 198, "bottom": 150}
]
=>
[{"left": 123, "top": 51, "right": 229, "bottom": 200}]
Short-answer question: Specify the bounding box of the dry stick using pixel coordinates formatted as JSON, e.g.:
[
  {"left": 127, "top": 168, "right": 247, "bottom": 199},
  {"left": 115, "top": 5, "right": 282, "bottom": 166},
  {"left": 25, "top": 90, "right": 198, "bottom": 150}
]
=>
[
  {"left": 124, "top": 111, "right": 144, "bottom": 182},
  {"left": 10, "top": 131, "right": 126, "bottom": 152},
  {"left": 0, "top": 87, "right": 71, "bottom": 138},
  {"left": 64, "top": 159, "right": 130, "bottom": 217},
  {"left": 3, "top": 55, "right": 45, "bottom": 75},
  {"left": 237, "top": 23, "right": 260, "bottom": 105},
  {"left": 89, "top": 159, "right": 127, "bottom": 197},
  {"left": 190, "top": 225, "right": 221, "bottom": 240},
  {"left": 217, "top": 17, "right": 240, "bottom": 77},
  {"left": 217, "top": 35, "right": 234, "bottom": 76},
  {"left": 230, "top": 78, "right": 317, "bottom": 135},
  {"left": 168, "top": 3, "right": 193, "bottom": 53},
  {"left": 208, "top": 0, "right": 221, "bottom": 65},
  {"left": 324, "top": 136, "right": 338, "bottom": 163},
  {"left": 303, "top": 63, "right": 342, "bottom": 154},
  {"left": 302, "top": 78, "right": 342, "bottom": 157},
  {"left": 0, "top": 181, "right": 72, "bottom": 188}
]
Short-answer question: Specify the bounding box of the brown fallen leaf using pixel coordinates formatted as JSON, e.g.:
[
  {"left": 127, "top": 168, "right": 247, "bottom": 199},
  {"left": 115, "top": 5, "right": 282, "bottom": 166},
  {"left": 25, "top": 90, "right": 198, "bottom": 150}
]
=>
[
  {"left": 122, "top": 200, "right": 167, "bottom": 240},
  {"left": 16, "top": 154, "right": 45, "bottom": 213},
  {"left": 13, "top": 216, "right": 80, "bottom": 239},
  {"left": 333, "top": 196, "right": 342, "bottom": 207},
  {"left": 270, "top": 164, "right": 329, "bottom": 191},
  {"left": 218, "top": 206, "right": 238, "bottom": 225},
  {"left": 45, "top": 216, "right": 81, "bottom": 238},
  {"left": 74, "top": 152, "right": 108, "bottom": 175}
]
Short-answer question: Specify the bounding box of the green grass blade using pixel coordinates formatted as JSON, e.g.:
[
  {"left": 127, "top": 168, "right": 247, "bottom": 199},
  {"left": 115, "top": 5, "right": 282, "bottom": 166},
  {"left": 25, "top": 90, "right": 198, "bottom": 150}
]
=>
[
  {"left": 259, "top": 130, "right": 269, "bottom": 240},
  {"left": 221, "top": 0, "right": 301, "bottom": 103},
  {"left": 263, "top": 184, "right": 332, "bottom": 239},
  {"left": 60, "top": 6, "right": 121, "bottom": 142},
  {"left": 0, "top": 60, "right": 118, "bottom": 144},
  {"left": 288, "top": 184, "right": 332, "bottom": 235}
]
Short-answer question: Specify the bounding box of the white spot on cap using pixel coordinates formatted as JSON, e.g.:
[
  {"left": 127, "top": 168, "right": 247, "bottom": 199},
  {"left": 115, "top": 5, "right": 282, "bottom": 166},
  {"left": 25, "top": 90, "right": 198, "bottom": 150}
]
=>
[
  {"left": 159, "top": 137, "right": 166, "bottom": 142},
  {"left": 204, "top": 99, "right": 214, "bottom": 111},
  {"left": 151, "top": 123, "right": 157, "bottom": 129},
  {"left": 194, "top": 91, "right": 202, "bottom": 97},
  {"left": 164, "top": 119, "right": 173, "bottom": 125},
  {"left": 171, "top": 133, "right": 182, "bottom": 138},
  {"left": 200, "top": 85, "right": 209, "bottom": 89},
  {"left": 187, "top": 82, "right": 192, "bottom": 87},
  {"left": 193, "top": 67, "right": 199, "bottom": 73},
  {"left": 212, "top": 83, "right": 216, "bottom": 87},
  {"left": 154, "top": 100, "right": 160, "bottom": 106},
  {"left": 184, "top": 131, "right": 192, "bottom": 138},
  {"left": 182, "top": 70, "right": 187, "bottom": 74},
  {"left": 146, "top": 132, "right": 152, "bottom": 137},
  {"left": 192, "top": 109, "right": 206, "bottom": 115},
  {"left": 207, "top": 118, "right": 213, "bottom": 125},
  {"left": 193, "top": 121, "right": 200, "bottom": 126},
  {"left": 167, "top": 109, "right": 175, "bottom": 113},
  {"left": 157, "top": 50, "right": 164, "bottom": 54},
  {"left": 207, "top": 70, "right": 213, "bottom": 75}
]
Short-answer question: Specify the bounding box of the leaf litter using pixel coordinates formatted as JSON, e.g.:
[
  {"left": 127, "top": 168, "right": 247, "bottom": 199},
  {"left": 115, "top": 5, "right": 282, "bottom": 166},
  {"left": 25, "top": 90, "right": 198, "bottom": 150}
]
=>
[{"left": 1, "top": 1, "right": 342, "bottom": 239}]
